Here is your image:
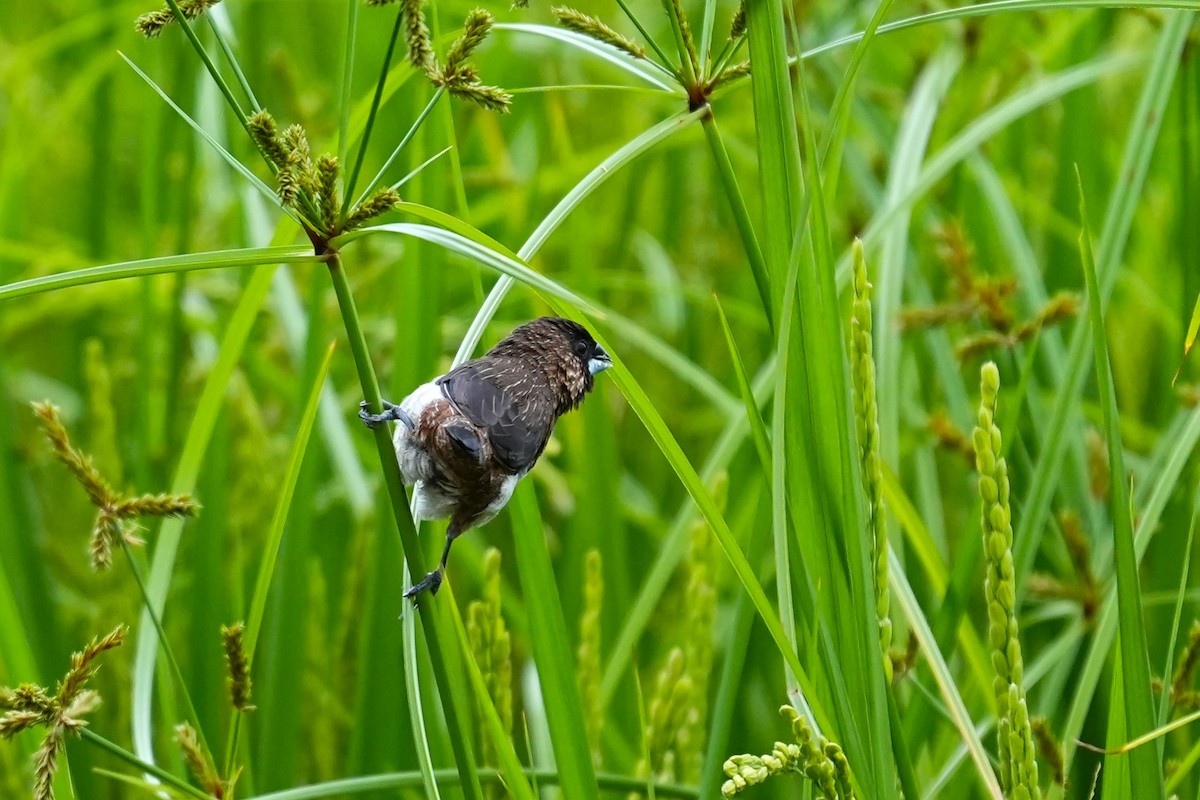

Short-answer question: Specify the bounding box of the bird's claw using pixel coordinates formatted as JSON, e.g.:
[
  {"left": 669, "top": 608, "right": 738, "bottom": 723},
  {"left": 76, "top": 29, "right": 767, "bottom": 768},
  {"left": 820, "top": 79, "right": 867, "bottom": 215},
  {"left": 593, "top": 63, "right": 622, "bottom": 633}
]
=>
[
  {"left": 359, "top": 399, "right": 413, "bottom": 430},
  {"left": 404, "top": 569, "right": 443, "bottom": 603}
]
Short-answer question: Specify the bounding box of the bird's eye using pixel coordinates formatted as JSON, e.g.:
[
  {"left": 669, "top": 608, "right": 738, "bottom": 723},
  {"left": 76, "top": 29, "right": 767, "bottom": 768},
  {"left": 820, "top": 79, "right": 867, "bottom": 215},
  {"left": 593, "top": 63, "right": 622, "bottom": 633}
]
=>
[{"left": 574, "top": 340, "right": 590, "bottom": 357}]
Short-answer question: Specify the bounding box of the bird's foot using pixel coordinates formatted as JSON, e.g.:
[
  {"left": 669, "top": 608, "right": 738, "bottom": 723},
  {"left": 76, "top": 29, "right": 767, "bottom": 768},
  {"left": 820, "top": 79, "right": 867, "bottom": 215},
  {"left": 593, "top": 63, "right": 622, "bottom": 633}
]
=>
[
  {"left": 359, "top": 399, "right": 411, "bottom": 429},
  {"left": 403, "top": 569, "right": 443, "bottom": 603}
]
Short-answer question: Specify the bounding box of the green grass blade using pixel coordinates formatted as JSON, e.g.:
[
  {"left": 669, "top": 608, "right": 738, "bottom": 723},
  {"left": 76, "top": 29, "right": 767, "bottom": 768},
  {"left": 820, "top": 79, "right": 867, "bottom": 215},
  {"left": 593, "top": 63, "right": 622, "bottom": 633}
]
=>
[
  {"left": 1077, "top": 171, "right": 1164, "bottom": 798},
  {"left": 702, "top": 114, "right": 772, "bottom": 328},
  {"left": 0, "top": 247, "right": 318, "bottom": 302},
  {"left": 159, "top": 0, "right": 247, "bottom": 123},
  {"left": 334, "top": 222, "right": 599, "bottom": 312},
  {"left": 219, "top": 332, "right": 328, "bottom": 773},
  {"left": 131, "top": 263, "right": 279, "bottom": 762},
  {"left": 745, "top": 0, "right": 801, "bottom": 304},
  {"left": 342, "top": 6, "right": 404, "bottom": 215},
  {"left": 599, "top": 358, "right": 774, "bottom": 708},
  {"left": 449, "top": 109, "right": 703, "bottom": 363},
  {"left": 715, "top": 297, "right": 771, "bottom": 476},
  {"left": 337, "top": 0, "right": 360, "bottom": 168},
  {"left": 508, "top": 488, "right": 600, "bottom": 799},
  {"left": 599, "top": 346, "right": 839, "bottom": 742},
  {"left": 495, "top": 24, "right": 679, "bottom": 90},
  {"left": 1012, "top": 12, "right": 1190, "bottom": 599},
  {"left": 443, "top": 591, "right": 539, "bottom": 800}
]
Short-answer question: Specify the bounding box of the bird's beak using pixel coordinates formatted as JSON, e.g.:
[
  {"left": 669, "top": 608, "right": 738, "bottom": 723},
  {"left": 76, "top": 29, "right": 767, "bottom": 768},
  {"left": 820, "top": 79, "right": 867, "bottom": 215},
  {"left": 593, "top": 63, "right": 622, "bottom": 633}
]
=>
[{"left": 588, "top": 345, "right": 613, "bottom": 375}]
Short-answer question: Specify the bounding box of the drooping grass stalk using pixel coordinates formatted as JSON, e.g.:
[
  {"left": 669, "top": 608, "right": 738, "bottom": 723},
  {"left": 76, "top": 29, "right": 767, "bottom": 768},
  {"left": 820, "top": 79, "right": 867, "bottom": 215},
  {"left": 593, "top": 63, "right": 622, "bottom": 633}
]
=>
[
  {"left": 973, "top": 362, "right": 1039, "bottom": 799},
  {"left": 324, "top": 250, "right": 483, "bottom": 800},
  {"left": 849, "top": 241, "right": 891, "bottom": 681}
]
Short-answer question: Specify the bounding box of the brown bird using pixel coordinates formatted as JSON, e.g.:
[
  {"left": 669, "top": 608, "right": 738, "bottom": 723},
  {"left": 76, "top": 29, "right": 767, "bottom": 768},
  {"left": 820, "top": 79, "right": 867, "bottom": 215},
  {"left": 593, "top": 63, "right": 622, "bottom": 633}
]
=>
[{"left": 360, "top": 317, "right": 612, "bottom": 599}]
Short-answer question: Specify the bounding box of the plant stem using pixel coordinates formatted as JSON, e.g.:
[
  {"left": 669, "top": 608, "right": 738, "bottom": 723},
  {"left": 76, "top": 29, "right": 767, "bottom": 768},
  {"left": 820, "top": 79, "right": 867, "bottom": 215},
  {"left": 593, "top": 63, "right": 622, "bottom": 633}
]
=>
[
  {"left": 78, "top": 728, "right": 211, "bottom": 800},
  {"left": 117, "top": 536, "right": 215, "bottom": 769},
  {"left": 343, "top": 6, "right": 405, "bottom": 216},
  {"left": 701, "top": 111, "right": 773, "bottom": 330},
  {"left": 323, "top": 251, "right": 484, "bottom": 800}
]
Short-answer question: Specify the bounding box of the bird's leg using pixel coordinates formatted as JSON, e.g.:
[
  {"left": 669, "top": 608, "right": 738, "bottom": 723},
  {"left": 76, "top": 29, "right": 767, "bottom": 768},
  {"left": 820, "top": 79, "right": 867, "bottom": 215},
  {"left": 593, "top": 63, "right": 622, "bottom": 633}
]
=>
[
  {"left": 359, "top": 399, "right": 413, "bottom": 429},
  {"left": 403, "top": 531, "right": 457, "bottom": 602}
]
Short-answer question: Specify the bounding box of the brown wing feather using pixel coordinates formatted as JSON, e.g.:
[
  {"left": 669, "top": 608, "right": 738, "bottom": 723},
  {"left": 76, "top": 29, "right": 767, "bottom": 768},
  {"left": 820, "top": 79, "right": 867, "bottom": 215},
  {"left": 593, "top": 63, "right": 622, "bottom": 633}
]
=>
[{"left": 437, "top": 360, "right": 556, "bottom": 474}]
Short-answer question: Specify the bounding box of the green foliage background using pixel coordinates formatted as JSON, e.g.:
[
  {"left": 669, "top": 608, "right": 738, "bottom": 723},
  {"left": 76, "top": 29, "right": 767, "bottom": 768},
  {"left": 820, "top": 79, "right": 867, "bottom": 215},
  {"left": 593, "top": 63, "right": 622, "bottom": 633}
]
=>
[{"left": 2, "top": 0, "right": 1200, "bottom": 797}]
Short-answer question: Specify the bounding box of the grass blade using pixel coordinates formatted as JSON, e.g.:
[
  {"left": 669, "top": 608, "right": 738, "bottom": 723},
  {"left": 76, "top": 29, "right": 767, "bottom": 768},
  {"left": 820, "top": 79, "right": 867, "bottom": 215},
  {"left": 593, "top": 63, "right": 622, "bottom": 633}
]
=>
[
  {"left": 1077, "top": 171, "right": 1164, "bottom": 798},
  {"left": 131, "top": 263, "right": 279, "bottom": 763},
  {"left": 508, "top": 488, "right": 600, "bottom": 799},
  {"left": 0, "top": 247, "right": 318, "bottom": 302}
]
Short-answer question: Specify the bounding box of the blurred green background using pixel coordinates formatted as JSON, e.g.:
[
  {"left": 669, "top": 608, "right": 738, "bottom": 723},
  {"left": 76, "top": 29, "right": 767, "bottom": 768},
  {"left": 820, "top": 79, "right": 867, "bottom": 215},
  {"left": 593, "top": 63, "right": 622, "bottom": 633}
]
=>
[{"left": 2, "top": 0, "right": 1200, "bottom": 797}]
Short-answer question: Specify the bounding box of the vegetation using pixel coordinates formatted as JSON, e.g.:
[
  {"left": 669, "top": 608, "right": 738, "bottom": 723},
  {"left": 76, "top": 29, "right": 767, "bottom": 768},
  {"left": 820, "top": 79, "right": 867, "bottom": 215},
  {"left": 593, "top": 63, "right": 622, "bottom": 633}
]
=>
[{"left": 1, "top": 0, "right": 1200, "bottom": 797}]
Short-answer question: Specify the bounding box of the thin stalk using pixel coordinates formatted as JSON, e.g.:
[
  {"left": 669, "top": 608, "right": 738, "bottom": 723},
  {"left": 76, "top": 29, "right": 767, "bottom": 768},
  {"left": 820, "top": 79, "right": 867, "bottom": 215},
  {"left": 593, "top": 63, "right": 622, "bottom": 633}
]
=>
[
  {"left": 343, "top": 6, "right": 406, "bottom": 216},
  {"left": 246, "top": 768, "right": 699, "bottom": 799},
  {"left": 355, "top": 87, "right": 445, "bottom": 209},
  {"left": 709, "top": 35, "right": 746, "bottom": 82},
  {"left": 205, "top": 16, "right": 261, "bottom": 112},
  {"left": 78, "top": 728, "right": 211, "bottom": 800},
  {"left": 701, "top": 111, "right": 772, "bottom": 329},
  {"left": 698, "top": 0, "right": 718, "bottom": 75},
  {"left": 161, "top": 0, "right": 247, "bottom": 127},
  {"left": 338, "top": 0, "right": 360, "bottom": 168},
  {"left": 613, "top": 0, "right": 679, "bottom": 73},
  {"left": 324, "top": 251, "right": 484, "bottom": 800},
  {"left": 388, "top": 146, "right": 452, "bottom": 192},
  {"left": 662, "top": 0, "right": 700, "bottom": 90},
  {"left": 116, "top": 536, "right": 214, "bottom": 768}
]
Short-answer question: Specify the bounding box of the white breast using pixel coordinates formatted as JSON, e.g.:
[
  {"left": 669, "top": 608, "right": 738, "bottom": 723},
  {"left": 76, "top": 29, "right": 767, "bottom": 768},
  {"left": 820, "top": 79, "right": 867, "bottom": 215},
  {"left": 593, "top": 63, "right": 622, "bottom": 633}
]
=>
[{"left": 393, "top": 381, "right": 444, "bottom": 486}]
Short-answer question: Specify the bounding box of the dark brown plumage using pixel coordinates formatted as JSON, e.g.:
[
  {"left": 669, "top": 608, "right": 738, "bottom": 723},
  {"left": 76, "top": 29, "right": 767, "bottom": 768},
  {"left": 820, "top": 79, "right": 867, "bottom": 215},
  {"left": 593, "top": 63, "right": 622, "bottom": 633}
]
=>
[{"left": 360, "top": 317, "right": 612, "bottom": 599}]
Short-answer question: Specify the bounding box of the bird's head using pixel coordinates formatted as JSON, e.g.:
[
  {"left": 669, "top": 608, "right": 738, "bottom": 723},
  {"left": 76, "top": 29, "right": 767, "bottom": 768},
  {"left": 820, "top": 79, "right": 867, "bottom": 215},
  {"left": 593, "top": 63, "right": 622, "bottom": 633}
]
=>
[{"left": 491, "top": 317, "right": 612, "bottom": 412}]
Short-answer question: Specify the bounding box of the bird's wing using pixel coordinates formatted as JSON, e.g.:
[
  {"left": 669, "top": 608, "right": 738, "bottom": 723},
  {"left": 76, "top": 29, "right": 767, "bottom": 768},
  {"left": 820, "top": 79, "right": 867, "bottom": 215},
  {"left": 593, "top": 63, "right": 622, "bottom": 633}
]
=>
[{"left": 437, "top": 361, "right": 555, "bottom": 474}]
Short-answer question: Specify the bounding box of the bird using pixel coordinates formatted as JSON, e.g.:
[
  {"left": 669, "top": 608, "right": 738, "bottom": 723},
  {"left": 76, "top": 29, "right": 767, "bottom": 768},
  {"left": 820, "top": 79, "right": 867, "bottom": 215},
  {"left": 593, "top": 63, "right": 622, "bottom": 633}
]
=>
[{"left": 359, "top": 316, "right": 613, "bottom": 600}]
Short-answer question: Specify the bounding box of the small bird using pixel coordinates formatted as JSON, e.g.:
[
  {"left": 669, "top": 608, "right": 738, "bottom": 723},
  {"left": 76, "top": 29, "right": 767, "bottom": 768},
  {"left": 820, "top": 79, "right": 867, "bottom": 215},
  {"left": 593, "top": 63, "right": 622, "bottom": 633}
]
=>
[{"left": 360, "top": 317, "right": 613, "bottom": 599}]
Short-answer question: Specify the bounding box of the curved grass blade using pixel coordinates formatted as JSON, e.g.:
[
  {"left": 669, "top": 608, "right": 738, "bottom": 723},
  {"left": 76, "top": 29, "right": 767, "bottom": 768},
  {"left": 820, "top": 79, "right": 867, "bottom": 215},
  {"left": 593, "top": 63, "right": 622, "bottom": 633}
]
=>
[
  {"left": 449, "top": 108, "right": 703, "bottom": 364},
  {"left": 801, "top": 0, "right": 1200, "bottom": 61},
  {"left": 0, "top": 247, "right": 319, "bottom": 302},
  {"left": 333, "top": 222, "right": 598, "bottom": 313},
  {"left": 843, "top": 53, "right": 1138, "bottom": 276},
  {"left": 495, "top": 23, "right": 679, "bottom": 90}
]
